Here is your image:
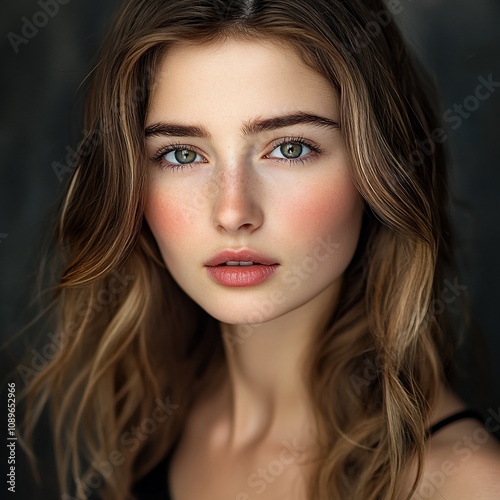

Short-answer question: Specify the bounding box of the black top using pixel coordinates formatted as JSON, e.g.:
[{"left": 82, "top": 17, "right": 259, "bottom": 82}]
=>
[
  {"left": 132, "top": 442, "right": 178, "bottom": 500},
  {"left": 131, "top": 409, "right": 484, "bottom": 500},
  {"left": 426, "top": 409, "right": 484, "bottom": 437}
]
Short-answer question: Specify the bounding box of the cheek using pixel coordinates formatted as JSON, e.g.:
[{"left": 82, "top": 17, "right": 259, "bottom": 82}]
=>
[
  {"left": 144, "top": 186, "right": 193, "bottom": 249},
  {"left": 280, "top": 174, "right": 364, "bottom": 245}
]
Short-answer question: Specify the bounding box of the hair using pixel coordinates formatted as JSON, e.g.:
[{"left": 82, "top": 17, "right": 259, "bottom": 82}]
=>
[{"left": 21, "top": 0, "right": 459, "bottom": 498}]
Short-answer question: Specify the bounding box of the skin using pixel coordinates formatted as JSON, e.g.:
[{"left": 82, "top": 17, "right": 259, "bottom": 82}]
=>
[
  {"left": 143, "top": 38, "right": 500, "bottom": 499},
  {"left": 408, "top": 388, "right": 500, "bottom": 499}
]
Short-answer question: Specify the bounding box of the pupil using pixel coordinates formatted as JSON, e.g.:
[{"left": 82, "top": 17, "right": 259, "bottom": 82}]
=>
[
  {"left": 175, "top": 149, "right": 196, "bottom": 164},
  {"left": 281, "top": 143, "right": 302, "bottom": 159}
]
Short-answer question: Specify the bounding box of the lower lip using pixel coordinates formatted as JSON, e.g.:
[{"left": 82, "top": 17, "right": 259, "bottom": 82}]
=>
[{"left": 206, "top": 264, "right": 279, "bottom": 287}]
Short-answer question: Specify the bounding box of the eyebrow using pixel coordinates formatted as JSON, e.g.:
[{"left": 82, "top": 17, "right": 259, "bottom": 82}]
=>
[
  {"left": 144, "top": 112, "right": 340, "bottom": 139},
  {"left": 242, "top": 112, "right": 340, "bottom": 135},
  {"left": 144, "top": 122, "right": 210, "bottom": 139}
]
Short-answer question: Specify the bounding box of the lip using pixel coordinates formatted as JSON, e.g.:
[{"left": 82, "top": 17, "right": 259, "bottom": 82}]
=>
[
  {"left": 204, "top": 249, "right": 279, "bottom": 267},
  {"left": 205, "top": 249, "right": 280, "bottom": 287}
]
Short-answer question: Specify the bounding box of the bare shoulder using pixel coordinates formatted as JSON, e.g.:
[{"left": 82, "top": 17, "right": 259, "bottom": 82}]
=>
[{"left": 414, "top": 418, "right": 500, "bottom": 499}]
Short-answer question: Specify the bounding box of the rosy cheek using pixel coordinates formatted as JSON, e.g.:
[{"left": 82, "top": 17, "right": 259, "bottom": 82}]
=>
[
  {"left": 283, "top": 178, "right": 363, "bottom": 243},
  {"left": 144, "top": 188, "right": 190, "bottom": 242}
]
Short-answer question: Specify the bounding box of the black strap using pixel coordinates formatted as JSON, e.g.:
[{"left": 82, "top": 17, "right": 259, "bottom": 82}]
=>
[{"left": 427, "top": 409, "right": 484, "bottom": 437}]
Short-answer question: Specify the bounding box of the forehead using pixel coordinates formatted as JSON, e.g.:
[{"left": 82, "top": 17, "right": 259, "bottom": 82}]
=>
[{"left": 146, "top": 37, "right": 338, "bottom": 124}]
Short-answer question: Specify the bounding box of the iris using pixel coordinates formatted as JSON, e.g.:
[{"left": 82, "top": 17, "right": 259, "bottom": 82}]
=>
[
  {"left": 280, "top": 142, "right": 303, "bottom": 158},
  {"left": 175, "top": 149, "right": 197, "bottom": 163}
]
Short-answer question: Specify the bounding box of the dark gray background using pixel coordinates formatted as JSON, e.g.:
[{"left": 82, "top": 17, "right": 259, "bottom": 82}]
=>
[{"left": 1, "top": 0, "right": 499, "bottom": 498}]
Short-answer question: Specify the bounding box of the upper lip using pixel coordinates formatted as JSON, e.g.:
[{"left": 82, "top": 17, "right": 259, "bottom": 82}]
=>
[{"left": 205, "top": 249, "right": 279, "bottom": 267}]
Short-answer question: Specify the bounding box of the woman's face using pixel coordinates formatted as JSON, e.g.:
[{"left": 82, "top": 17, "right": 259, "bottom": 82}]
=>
[{"left": 144, "top": 38, "right": 364, "bottom": 325}]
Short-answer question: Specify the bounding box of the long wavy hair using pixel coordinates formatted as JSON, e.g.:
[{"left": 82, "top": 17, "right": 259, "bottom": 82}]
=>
[{"left": 21, "top": 0, "right": 458, "bottom": 498}]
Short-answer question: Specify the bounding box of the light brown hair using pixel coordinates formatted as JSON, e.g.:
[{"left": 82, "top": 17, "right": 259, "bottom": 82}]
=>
[{"left": 22, "top": 0, "right": 457, "bottom": 498}]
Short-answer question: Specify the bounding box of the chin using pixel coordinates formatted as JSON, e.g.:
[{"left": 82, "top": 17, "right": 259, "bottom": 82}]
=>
[{"left": 196, "top": 299, "right": 283, "bottom": 326}]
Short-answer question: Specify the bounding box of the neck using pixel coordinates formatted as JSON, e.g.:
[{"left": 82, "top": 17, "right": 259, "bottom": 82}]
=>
[{"left": 216, "top": 281, "right": 341, "bottom": 452}]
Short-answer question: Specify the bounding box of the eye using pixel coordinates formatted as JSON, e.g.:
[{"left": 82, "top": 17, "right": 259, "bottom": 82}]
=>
[
  {"left": 269, "top": 142, "right": 312, "bottom": 160},
  {"left": 264, "top": 137, "right": 322, "bottom": 164},
  {"left": 164, "top": 148, "right": 204, "bottom": 164},
  {"left": 151, "top": 144, "right": 207, "bottom": 171}
]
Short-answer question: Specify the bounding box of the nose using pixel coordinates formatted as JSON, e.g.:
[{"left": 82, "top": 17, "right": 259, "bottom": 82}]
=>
[{"left": 210, "top": 161, "right": 264, "bottom": 234}]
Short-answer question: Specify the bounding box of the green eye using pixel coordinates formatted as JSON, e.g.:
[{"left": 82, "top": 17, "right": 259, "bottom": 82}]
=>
[
  {"left": 280, "top": 142, "right": 304, "bottom": 159},
  {"left": 157, "top": 146, "right": 205, "bottom": 170},
  {"left": 174, "top": 149, "right": 198, "bottom": 164},
  {"left": 268, "top": 141, "right": 313, "bottom": 161}
]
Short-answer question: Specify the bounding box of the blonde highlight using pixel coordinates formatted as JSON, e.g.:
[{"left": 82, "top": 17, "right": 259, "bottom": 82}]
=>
[{"left": 21, "top": 1, "right": 458, "bottom": 498}]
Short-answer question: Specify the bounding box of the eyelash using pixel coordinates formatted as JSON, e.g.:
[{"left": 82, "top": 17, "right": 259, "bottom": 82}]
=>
[
  {"left": 266, "top": 136, "right": 323, "bottom": 165},
  {"left": 151, "top": 136, "right": 323, "bottom": 171},
  {"left": 151, "top": 141, "right": 203, "bottom": 172}
]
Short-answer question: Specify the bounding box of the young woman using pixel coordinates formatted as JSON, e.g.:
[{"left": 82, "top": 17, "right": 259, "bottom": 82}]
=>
[{"left": 22, "top": 0, "right": 500, "bottom": 499}]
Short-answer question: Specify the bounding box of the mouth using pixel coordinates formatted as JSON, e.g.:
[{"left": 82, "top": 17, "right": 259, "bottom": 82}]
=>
[
  {"left": 219, "top": 261, "right": 260, "bottom": 266},
  {"left": 205, "top": 250, "right": 279, "bottom": 287},
  {"left": 205, "top": 250, "right": 279, "bottom": 267}
]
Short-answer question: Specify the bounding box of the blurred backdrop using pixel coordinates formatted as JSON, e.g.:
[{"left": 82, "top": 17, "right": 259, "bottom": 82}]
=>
[{"left": 1, "top": 0, "right": 499, "bottom": 498}]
